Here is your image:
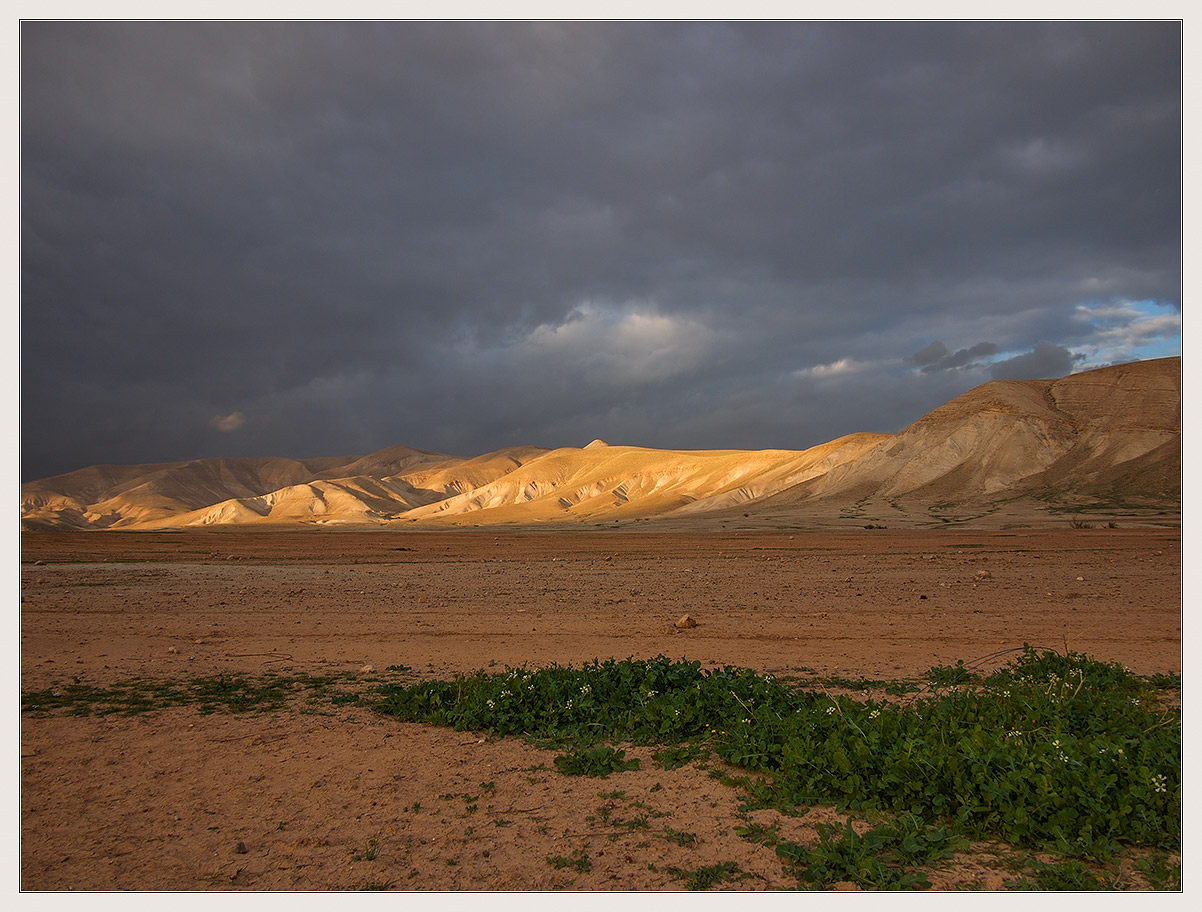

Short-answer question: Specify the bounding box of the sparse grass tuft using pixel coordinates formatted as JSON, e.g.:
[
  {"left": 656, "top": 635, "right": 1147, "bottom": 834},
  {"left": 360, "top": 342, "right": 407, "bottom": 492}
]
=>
[
  {"left": 546, "top": 850, "right": 591, "bottom": 873},
  {"left": 659, "top": 826, "right": 699, "bottom": 847},
  {"left": 667, "top": 861, "right": 742, "bottom": 890}
]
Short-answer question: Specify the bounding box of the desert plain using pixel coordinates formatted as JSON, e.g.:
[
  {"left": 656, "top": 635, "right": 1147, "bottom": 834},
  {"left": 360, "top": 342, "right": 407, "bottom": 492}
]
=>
[{"left": 20, "top": 524, "right": 1181, "bottom": 891}]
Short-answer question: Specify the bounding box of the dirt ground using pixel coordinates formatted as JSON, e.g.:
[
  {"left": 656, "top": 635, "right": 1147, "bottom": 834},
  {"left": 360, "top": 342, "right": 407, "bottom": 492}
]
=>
[{"left": 19, "top": 528, "right": 1182, "bottom": 891}]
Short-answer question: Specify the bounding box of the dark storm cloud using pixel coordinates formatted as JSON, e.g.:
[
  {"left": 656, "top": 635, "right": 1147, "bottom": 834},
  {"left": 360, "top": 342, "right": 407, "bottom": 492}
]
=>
[
  {"left": 989, "top": 342, "right": 1082, "bottom": 381},
  {"left": 910, "top": 341, "right": 1001, "bottom": 373},
  {"left": 20, "top": 22, "right": 1181, "bottom": 478},
  {"left": 907, "top": 342, "right": 949, "bottom": 367}
]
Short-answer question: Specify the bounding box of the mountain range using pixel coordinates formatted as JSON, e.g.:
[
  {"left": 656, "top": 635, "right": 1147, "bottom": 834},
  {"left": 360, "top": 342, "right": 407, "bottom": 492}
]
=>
[{"left": 20, "top": 357, "right": 1180, "bottom": 531}]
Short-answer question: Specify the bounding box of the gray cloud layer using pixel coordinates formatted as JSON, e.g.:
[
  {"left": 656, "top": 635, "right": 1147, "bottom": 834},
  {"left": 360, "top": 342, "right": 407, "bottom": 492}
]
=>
[{"left": 21, "top": 22, "right": 1181, "bottom": 479}]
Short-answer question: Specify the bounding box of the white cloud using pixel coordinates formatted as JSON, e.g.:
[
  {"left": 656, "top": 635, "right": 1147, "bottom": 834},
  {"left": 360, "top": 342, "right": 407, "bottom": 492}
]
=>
[
  {"left": 210, "top": 411, "right": 245, "bottom": 432},
  {"left": 521, "top": 301, "right": 718, "bottom": 387},
  {"left": 791, "top": 357, "right": 872, "bottom": 380},
  {"left": 1071, "top": 300, "right": 1181, "bottom": 367},
  {"left": 999, "top": 136, "right": 1085, "bottom": 178}
]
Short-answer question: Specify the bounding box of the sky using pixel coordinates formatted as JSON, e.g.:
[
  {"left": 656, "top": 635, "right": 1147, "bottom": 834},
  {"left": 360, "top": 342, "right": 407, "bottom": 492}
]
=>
[{"left": 19, "top": 20, "right": 1182, "bottom": 480}]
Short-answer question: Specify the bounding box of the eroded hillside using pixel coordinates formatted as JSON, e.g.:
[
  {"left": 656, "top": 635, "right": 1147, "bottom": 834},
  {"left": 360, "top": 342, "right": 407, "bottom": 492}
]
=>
[{"left": 20, "top": 358, "right": 1180, "bottom": 530}]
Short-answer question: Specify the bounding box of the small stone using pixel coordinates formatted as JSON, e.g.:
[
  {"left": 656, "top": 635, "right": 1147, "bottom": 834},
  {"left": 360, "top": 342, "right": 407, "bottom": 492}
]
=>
[
  {"left": 234, "top": 841, "right": 247, "bottom": 854},
  {"left": 975, "top": 570, "right": 991, "bottom": 580},
  {"left": 166, "top": 646, "right": 178, "bottom": 655},
  {"left": 1076, "top": 576, "right": 1085, "bottom": 581},
  {"left": 360, "top": 664, "right": 375, "bottom": 674},
  {"left": 674, "top": 614, "right": 697, "bottom": 629}
]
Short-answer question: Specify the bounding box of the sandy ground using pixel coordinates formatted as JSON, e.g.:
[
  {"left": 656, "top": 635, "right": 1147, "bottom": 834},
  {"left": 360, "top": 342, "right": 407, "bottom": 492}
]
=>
[{"left": 20, "top": 528, "right": 1182, "bottom": 891}]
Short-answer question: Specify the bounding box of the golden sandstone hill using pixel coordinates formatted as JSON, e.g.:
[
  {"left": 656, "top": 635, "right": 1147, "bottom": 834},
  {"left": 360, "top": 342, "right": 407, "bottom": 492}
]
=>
[{"left": 21, "top": 357, "right": 1180, "bottom": 531}]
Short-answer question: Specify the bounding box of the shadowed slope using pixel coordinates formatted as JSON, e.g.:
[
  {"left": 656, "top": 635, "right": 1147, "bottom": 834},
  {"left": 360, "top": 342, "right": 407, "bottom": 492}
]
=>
[{"left": 757, "top": 357, "right": 1180, "bottom": 518}]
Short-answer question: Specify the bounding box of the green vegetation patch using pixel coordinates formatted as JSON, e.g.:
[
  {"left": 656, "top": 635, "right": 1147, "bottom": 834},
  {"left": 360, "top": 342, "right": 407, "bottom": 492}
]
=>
[
  {"left": 24, "top": 644, "right": 1180, "bottom": 889},
  {"left": 22, "top": 671, "right": 364, "bottom": 716},
  {"left": 776, "top": 815, "right": 966, "bottom": 889},
  {"left": 372, "top": 647, "right": 1180, "bottom": 862}
]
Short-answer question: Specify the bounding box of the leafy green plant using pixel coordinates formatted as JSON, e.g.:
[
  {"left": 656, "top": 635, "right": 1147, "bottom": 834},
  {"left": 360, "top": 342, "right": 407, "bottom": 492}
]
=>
[
  {"left": 735, "top": 820, "right": 779, "bottom": 846},
  {"left": 553, "top": 746, "right": 640, "bottom": 777},
  {"left": 816, "top": 675, "right": 889, "bottom": 691},
  {"left": 776, "top": 820, "right": 942, "bottom": 889},
  {"left": 1134, "top": 852, "right": 1181, "bottom": 890},
  {"left": 652, "top": 744, "right": 707, "bottom": 770},
  {"left": 1014, "top": 857, "right": 1108, "bottom": 890},
  {"left": 926, "top": 660, "right": 979, "bottom": 687}
]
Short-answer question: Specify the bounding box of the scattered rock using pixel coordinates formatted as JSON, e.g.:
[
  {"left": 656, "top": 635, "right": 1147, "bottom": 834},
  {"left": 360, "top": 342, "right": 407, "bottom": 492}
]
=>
[
  {"left": 166, "top": 646, "right": 178, "bottom": 655},
  {"left": 975, "top": 570, "right": 991, "bottom": 580},
  {"left": 234, "top": 841, "right": 247, "bottom": 854},
  {"left": 360, "top": 664, "right": 375, "bottom": 674},
  {"left": 674, "top": 614, "right": 697, "bottom": 629}
]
